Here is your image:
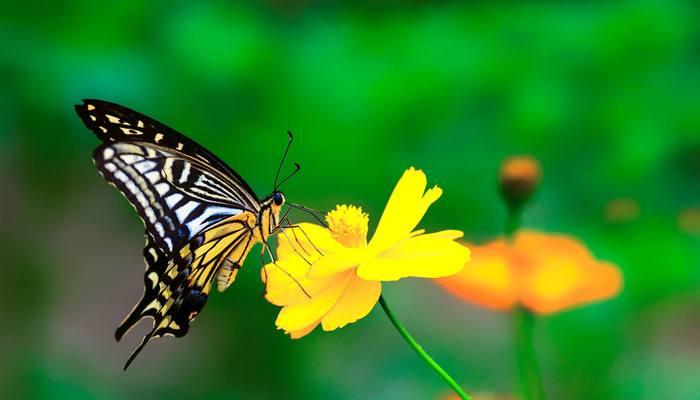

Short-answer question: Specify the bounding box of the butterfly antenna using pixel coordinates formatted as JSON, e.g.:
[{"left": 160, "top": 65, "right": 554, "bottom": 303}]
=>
[
  {"left": 273, "top": 131, "right": 294, "bottom": 190},
  {"left": 276, "top": 163, "right": 301, "bottom": 189}
]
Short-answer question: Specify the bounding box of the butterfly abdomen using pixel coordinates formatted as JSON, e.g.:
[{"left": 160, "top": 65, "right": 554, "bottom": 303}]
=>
[{"left": 216, "top": 259, "right": 241, "bottom": 292}]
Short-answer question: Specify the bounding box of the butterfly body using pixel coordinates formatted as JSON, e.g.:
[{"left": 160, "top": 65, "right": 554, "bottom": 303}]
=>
[{"left": 75, "top": 99, "right": 288, "bottom": 369}]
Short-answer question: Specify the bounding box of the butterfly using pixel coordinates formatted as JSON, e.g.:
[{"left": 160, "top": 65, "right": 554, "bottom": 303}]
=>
[{"left": 75, "top": 99, "right": 302, "bottom": 370}]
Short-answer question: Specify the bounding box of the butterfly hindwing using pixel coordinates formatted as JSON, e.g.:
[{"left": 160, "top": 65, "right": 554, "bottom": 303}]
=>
[
  {"left": 121, "top": 214, "right": 257, "bottom": 370},
  {"left": 115, "top": 234, "right": 169, "bottom": 342}
]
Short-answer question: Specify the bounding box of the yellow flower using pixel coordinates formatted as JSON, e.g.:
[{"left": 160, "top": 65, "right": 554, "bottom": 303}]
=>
[
  {"left": 262, "top": 167, "right": 471, "bottom": 338},
  {"left": 436, "top": 230, "right": 622, "bottom": 314}
]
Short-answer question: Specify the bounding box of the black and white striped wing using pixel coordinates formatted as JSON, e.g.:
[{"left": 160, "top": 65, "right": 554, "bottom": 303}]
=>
[
  {"left": 75, "top": 99, "right": 260, "bottom": 211},
  {"left": 76, "top": 99, "right": 261, "bottom": 256},
  {"left": 74, "top": 99, "right": 266, "bottom": 369},
  {"left": 93, "top": 141, "right": 248, "bottom": 255},
  {"left": 118, "top": 215, "right": 256, "bottom": 370}
]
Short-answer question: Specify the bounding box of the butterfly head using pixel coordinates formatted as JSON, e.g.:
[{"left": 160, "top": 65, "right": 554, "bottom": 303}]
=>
[
  {"left": 263, "top": 191, "right": 286, "bottom": 233},
  {"left": 272, "top": 191, "right": 285, "bottom": 207}
]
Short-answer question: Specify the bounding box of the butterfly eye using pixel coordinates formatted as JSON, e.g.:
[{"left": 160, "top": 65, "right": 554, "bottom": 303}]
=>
[{"left": 273, "top": 192, "right": 285, "bottom": 206}]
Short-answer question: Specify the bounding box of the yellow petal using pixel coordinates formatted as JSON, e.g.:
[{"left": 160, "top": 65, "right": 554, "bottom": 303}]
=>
[
  {"left": 369, "top": 167, "right": 443, "bottom": 253},
  {"left": 262, "top": 258, "right": 335, "bottom": 306},
  {"left": 321, "top": 275, "right": 381, "bottom": 331},
  {"left": 277, "top": 223, "right": 344, "bottom": 262},
  {"left": 358, "top": 231, "right": 470, "bottom": 281},
  {"left": 306, "top": 246, "right": 369, "bottom": 279},
  {"left": 275, "top": 270, "right": 353, "bottom": 332},
  {"left": 288, "top": 319, "right": 321, "bottom": 339}
]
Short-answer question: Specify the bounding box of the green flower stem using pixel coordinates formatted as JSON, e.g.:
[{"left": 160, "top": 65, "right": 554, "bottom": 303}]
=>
[
  {"left": 379, "top": 295, "right": 471, "bottom": 400},
  {"left": 505, "top": 204, "right": 545, "bottom": 400},
  {"left": 505, "top": 205, "right": 521, "bottom": 239},
  {"left": 512, "top": 307, "right": 545, "bottom": 400}
]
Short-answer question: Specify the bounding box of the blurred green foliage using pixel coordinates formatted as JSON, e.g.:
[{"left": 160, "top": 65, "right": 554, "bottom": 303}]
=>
[{"left": 2, "top": 1, "right": 700, "bottom": 399}]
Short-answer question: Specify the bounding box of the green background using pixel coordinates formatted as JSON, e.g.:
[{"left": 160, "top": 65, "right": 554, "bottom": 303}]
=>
[{"left": 2, "top": 2, "right": 699, "bottom": 399}]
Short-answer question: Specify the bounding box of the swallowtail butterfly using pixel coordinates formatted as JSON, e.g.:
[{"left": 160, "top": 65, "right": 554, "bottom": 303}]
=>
[{"left": 76, "top": 100, "right": 299, "bottom": 369}]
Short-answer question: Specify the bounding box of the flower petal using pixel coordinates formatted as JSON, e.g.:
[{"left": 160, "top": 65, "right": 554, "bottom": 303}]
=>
[
  {"left": 575, "top": 261, "right": 623, "bottom": 305},
  {"left": 277, "top": 223, "right": 344, "bottom": 262},
  {"left": 436, "top": 239, "right": 518, "bottom": 311},
  {"left": 321, "top": 275, "right": 381, "bottom": 331},
  {"left": 357, "top": 230, "right": 470, "bottom": 281},
  {"left": 515, "top": 230, "right": 623, "bottom": 314},
  {"left": 288, "top": 319, "right": 322, "bottom": 339},
  {"left": 368, "top": 168, "right": 443, "bottom": 253},
  {"left": 274, "top": 270, "right": 353, "bottom": 332},
  {"left": 306, "top": 247, "right": 369, "bottom": 279},
  {"left": 262, "top": 258, "right": 335, "bottom": 307}
]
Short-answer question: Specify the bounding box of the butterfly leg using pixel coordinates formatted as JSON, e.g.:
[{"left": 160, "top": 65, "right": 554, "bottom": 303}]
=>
[
  {"left": 287, "top": 203, "right": 329, "bottom": 229},
  {"left": 274, "top": 206, "right": 292, "bottom": 233},
  {"left": 261, "top": 234, "right": 311, "bottom": 299},
  {"left": 278, "top": 217, "right": 324, "bottom": 258}
]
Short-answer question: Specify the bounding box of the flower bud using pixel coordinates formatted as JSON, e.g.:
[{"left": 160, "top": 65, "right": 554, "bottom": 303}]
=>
[{"left": 499, "top": 155, "right": 541, "bottom": 210}]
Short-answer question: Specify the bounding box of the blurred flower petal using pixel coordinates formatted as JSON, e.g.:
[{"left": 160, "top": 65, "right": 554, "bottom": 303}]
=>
[
  {"left": 437, "top": 230, "right": 622, "bottom": 314},
  {"left": 437, "top": 240, "right": 518, "bottom": 311}
]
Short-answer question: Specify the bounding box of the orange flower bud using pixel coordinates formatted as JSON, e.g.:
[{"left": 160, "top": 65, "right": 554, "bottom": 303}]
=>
[
  {"left": 499, "top": 155, "right": 541, "bottom": 210},
  {"left": 679, "top": 207, "right": 700, "bottom": 234}
]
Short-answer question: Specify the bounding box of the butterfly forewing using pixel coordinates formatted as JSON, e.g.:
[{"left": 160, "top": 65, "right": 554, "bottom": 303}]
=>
[
  {"left": 94, "top": 141, "right": 246, "bottom": 254},
  {"left": 76, "top": 99, "right": 260, "bottom": 210}
]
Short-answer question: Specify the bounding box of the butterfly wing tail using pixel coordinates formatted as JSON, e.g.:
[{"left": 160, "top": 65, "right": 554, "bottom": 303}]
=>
[
  {"left": 118, "top": 235, "right": 217, "bottom": 369},
  {"left": 115, "top": 234, "right": 169, "bottom": 341},
  {"left": 123, "top": 328, "right": 155, "bottom": 370},
  {"left": 121, "top": 287, "right": 208, "bottom": 370},
  {"left": 115, "top": 297, "right": 152, "bottom": 341}
]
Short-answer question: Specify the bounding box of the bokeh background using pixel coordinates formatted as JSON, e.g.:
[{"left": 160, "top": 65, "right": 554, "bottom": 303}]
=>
[{"left": 2, "top": 2, "right": 700, "bottom": 399}]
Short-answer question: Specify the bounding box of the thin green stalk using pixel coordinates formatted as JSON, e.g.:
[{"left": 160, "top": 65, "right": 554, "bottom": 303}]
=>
[
  {"left": 379, "top": 295, "right": 471, "bottom": 400},
  {"left": 512, "top": 307, "right": 545, "bottom": 400},
  {"left": 505, "top": 204, "right": 545, "bottom": 400},
  {"left": 504, "top": 205, "right": 521, "bottom": 241}
]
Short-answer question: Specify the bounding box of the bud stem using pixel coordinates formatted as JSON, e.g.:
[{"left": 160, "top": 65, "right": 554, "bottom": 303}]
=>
[
  {"left": 504, "top": 202, "right": 546, "bottom": 400},
  {"left": 513, "top": 307, "right": 545, "bottom": 400},
  {"left": 505, "top": 206, "right": 521, "bottom": 241}
]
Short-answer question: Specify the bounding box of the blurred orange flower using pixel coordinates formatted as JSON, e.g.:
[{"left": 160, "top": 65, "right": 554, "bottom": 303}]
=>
[
  {"left": 678, "top": 207, "right": 700, "bottom": 235},
  {"left": 437, "top": 230, "right": 622, "bottom": 314}
]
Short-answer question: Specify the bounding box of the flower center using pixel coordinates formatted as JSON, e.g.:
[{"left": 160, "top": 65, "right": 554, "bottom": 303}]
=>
[{"left": 325, "top": 205, "right": 369, "bottom": 248}]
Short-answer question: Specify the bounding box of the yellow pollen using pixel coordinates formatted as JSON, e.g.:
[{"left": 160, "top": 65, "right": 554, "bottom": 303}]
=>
[{"left": 325, "top": 205, "right": 369, "bottom": 248}]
